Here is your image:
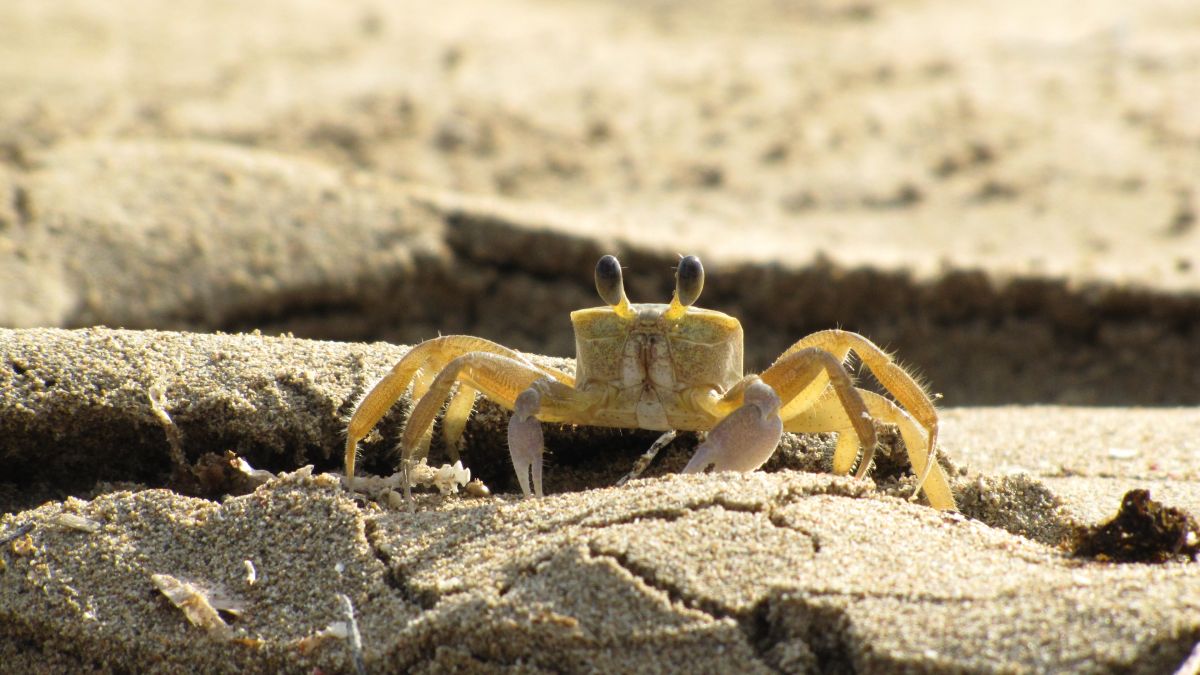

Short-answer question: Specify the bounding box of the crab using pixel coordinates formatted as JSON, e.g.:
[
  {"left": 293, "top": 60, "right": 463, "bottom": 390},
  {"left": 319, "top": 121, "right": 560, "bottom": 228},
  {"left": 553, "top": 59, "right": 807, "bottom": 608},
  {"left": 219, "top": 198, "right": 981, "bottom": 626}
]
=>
[{"left": 343, "top": 255, "right": 956, "bottom": 510}]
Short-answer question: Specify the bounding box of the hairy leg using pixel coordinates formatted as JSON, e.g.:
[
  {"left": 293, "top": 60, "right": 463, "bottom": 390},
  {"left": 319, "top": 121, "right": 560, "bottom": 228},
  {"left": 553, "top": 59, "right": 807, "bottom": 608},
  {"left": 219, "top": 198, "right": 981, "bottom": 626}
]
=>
[
  {"left": 773, "top": 329, "right": 937, "bottom": 461},
  {"left": 344, "top": 335, "right": 573, "bottom": 483}
]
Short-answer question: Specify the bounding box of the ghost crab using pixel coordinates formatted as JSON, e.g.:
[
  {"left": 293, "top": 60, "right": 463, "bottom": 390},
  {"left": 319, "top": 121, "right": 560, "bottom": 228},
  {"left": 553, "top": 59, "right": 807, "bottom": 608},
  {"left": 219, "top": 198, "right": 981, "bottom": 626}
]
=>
[{"left": 344, "top": 255, "right": 956, "bottom": 510}]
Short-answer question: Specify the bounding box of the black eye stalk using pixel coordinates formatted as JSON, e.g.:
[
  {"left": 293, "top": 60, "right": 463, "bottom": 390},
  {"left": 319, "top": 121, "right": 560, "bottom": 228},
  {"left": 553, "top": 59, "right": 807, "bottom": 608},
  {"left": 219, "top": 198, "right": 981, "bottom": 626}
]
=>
[
  {"left": 595, "top": 255, "right": 625, "bottom": 306},
  {"left": 667, "top": 255, "right": 703, "bottom": 320},
  {"left": 597, "top": 254, "right": 703, "bottom": 320},
  {"left": 676, "top": 255, "right": 704, "bottom": 306},
  {"left": 596, "top": 255, "right": 634, "bottom": 318}
]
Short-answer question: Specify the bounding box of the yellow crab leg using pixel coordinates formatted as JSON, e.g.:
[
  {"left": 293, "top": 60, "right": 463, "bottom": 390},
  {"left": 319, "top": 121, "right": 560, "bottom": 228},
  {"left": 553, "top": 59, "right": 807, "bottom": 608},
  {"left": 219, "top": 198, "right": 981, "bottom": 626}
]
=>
[
  {"left": 783, "top": 388, "right": 955, "bottom": 510},
  {"left": 440, "top": 383, "right": 478, "bottom": 462},
  {"left": 773, "top": 330, "right": 939, "bottom": 498},
  {"left": 780, "top": 388, "right": 872, "bottom": 476},
  {"left": 344, "top": 335, "right": 572, "bottom": 482},
  {"left": 400, "top": 352, "right": 600, "bottom": 496},
  {"left": 759, "top": 347, "right": 878, "bottom": 467},
  {"left": 858, "top": 391, "right": 955, "bottom": 511}
]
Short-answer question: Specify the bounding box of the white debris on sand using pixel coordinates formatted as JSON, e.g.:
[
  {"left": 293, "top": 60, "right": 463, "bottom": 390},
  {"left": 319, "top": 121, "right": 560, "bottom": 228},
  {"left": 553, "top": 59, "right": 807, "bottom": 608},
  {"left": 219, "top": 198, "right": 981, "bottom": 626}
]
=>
[
  {"left": 52, "top": 513, "right": 101, "bottom": 533},
  {"left": 150, "top": 573, "right": 245, "bottom": 639},
  {"left": 347, "top": 459, "right": 474, "bottom": 501}
]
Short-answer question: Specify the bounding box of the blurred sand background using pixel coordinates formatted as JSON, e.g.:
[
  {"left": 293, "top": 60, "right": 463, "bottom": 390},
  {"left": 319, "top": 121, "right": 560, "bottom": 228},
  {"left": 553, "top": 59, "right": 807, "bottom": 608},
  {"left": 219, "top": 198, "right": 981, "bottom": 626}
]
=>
[
  {"left": 2, "top": 0, "right": 1200, "bottom": 672},
  {"left": 2, "top": 0, "right": 1200, "bottom": 403}
]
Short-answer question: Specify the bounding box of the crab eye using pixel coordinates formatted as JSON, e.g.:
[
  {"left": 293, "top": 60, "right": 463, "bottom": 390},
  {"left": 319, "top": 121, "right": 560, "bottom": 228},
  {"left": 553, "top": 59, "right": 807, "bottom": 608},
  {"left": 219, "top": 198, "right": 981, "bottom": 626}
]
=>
[
  {"left": 595, "top": 255, "right": 626, "bottom": 306},
  {"left": 675, "top": 255, "right": 704, "bottom": 306}
]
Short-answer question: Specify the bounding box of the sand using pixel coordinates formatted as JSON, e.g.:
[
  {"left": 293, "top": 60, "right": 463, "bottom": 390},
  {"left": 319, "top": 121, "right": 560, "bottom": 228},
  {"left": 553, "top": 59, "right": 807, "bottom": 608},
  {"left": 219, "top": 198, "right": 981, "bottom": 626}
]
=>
[
  {"left": 1, "top": 328, "right": 1199, "bottom": 672},
  {"left": 3, "top": 0, "right": 1200, "bottom": 672},
  {"left": 1, "top": 1, "right": 1199, "bottom": 405}
]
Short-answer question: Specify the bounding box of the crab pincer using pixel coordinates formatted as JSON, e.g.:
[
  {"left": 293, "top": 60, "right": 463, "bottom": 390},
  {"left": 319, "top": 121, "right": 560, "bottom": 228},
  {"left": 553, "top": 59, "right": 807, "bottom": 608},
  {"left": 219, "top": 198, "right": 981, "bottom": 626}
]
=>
[
  {"left": 683, "top": 380, "right": 784, "bottom": 473},
  {"left": 507, "top": 386, "right": 546, "bottom": 497}
]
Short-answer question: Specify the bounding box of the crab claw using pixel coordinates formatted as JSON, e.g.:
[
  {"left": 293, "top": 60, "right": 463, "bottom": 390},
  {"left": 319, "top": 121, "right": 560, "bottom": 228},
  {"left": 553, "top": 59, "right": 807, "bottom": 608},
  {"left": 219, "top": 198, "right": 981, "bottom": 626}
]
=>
[
  {"left": 508, "top": 387, "right": 545, "bottom": 497},
  {"left": 683, "top": 381, "right": 784, "bottom": 473}
]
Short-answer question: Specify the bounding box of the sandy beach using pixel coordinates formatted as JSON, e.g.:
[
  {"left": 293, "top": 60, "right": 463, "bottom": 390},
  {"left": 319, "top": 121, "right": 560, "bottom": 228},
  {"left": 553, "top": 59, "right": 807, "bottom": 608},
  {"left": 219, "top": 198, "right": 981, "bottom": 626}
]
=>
[{"left": 2, "top": 1, "right": 1199, "bottom": 672}]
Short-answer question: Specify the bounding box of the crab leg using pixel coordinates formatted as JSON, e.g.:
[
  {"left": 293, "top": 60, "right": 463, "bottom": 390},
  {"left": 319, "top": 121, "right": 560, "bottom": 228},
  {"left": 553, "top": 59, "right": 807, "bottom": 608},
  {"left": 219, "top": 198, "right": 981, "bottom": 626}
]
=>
[
  {"left": 760, "top": 347, "right": 878, "bottom": 467},
  {"left": 400, "top": 353, "right": 544, "bottom": 456},
  {"left": 439, "top": 383, "right": 478, "bottom": 462},
  {"left": 779, "top": 389, "right": 875, "bottom": 477},
  {"left": 399, "top": 352, "right": 602, "bottom": 497},
  {"left": 782, "top": 389, "right": 955, "bottom": 510},
  {"left": 858, "top": 392, "right": 955, "bottom": 511},
  {"left": 615, "top": 430, "right": 679, "bottom": 486},
  {"left": 344, "top": 336, "right": 572, "bottom": 484},
  {"left": 773, "top": 330, "right": 938, "bottom": 487}
]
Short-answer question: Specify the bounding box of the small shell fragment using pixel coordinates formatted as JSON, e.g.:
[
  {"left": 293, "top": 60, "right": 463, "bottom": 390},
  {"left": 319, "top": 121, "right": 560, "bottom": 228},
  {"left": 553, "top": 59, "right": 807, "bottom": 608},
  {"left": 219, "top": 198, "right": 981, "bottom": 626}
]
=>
[
  {"left": 150, "top": 573, "right": 244, "bottom": 638},
  {"left": 356, "top": 460, "right": 473, "bottom": 500},
  {"left": 294, "top": 621, "right": 349, "bottom": 653},
  {"left": 235, "top": 458, "right": 277, "bottom": 485},
  {"left": 433, "top": 461, "right": 471, "bottom": 494},
  {"left": 1107, "top": 447, "right": 1139, "bottom": 460},
  {"left": 53, "top": 513, "right": 101, "bottom": 533},
  {"left": 243, "top": 560, "right": 257, "bottom": 586},
  {"left": 233, "top": 637, "right": 265, "bottom": 649},
  {"left": 465, "top": 479, "right": 491, "bottom": 498},
  {"left": 407, "top": 459, "right": 471, "bottom": 494}
]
